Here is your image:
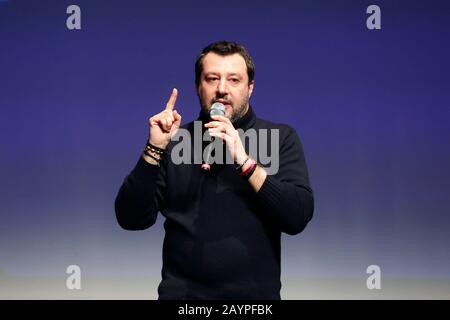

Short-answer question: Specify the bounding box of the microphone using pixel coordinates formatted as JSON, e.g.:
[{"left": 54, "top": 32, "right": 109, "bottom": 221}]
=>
[{"left": 201, "top": 102, "right": 226, "bottom": 171}]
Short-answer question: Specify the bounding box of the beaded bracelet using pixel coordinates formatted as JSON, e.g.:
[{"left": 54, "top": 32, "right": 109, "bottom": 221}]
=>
[
  {"left": 145, "top": 141, "right": 164, "bottom": 155},
  {"left": 144, "top": 149, "right": 162, "bottom": 163},
  {"left": 144, "top": 141, "right": 165, "bottom": 165}
]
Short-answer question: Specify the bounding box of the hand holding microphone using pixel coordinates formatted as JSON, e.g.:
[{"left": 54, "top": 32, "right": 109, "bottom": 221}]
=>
[{"left": 203, "top": 102, "right": 249, "bottom": 171}]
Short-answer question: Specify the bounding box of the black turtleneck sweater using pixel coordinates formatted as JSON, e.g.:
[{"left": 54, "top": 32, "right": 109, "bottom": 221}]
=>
[{"left": 114, "top": 106, "right": 314, "bottom": 300}]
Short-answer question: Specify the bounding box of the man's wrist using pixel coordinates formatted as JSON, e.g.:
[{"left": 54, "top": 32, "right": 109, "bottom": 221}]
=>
[
  {"left": 248, "top": 165, "right": 267, "bottom": 192},
  {"left": 143, "top": 140, "right": 165, "bottom": 166},
  {"left": 235, "top": 151, "right": 249, "bottom": 167},
  {"left": 236, "top": 155, "right": 255, "bottom": 172},
  {"left": 239, "top": 158, "right": 257, "bottom": 179},
  {"left": 235, "top": 155, "right": 258, "bottom": 180},
  {"left": 147, "top": 139, "right": 168, "bottom": 151}
]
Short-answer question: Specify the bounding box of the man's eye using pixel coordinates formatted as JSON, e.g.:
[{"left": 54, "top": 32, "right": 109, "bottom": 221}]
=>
[
  {"left": 230, "top": 78, "right": 240, "bottom": 83},
  {"left": 207, "top": 77, "right": 218, "bottom": 82}
]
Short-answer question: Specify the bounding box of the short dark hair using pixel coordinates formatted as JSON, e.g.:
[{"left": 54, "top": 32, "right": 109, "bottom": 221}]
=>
[{"left": 195, "top": 41, "right": 255, "bottom": 88}]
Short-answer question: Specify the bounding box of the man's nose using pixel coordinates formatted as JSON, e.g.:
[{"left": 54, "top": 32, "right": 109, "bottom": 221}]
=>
[{"left": 216, "top": 79, "right": 229, "bottom": 95}]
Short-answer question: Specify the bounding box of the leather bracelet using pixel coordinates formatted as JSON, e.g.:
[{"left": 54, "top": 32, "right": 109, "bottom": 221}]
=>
[
  {"left": 144, "top": 149, "right": 162, "bottom": 164},
  {"left": 145, "top": 145, "right": 163, "bottom": 156},
  {"left": 239, "top": 159, "right": 257, "bottom": 177},
  {"left": 236, "top": 157, "right": 250, "bottom": 172},
  {"left": 243, "top": 162, "right": 257, "bottom": 180},
  {"left": 146, "top": 141, "right": 165, "bottom": 154}
]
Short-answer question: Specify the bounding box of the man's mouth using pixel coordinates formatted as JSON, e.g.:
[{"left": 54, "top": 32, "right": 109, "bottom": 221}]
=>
[{"left": 214, "top": 99, "right": 232, "bottom": 106}]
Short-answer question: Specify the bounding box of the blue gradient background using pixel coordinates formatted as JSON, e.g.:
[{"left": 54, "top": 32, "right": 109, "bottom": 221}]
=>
[{"left": 1, "top": 0, "right": 449, "bottom": 298}]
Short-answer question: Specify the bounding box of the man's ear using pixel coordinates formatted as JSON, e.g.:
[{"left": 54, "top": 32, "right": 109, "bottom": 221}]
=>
[{"left": 248, "top": 80, "right": 254, "bottom": 98}]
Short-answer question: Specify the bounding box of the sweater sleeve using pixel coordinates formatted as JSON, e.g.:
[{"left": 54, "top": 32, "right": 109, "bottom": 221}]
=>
[
  {"left": 255, "top": 126, "right": 314, "bottom": 235},
  {"left": 114, "top": 155, "right": 166, "bottom": 230}
]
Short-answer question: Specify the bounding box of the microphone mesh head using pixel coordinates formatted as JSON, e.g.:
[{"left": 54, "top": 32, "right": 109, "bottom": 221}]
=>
[{"left": 210, "top": 102, "right": 226, "bottom": 117}]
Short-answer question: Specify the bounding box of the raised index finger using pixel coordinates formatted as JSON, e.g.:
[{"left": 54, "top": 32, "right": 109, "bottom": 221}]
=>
[{"left": 165, "top": 88, "right": 178, "bottom": 110}]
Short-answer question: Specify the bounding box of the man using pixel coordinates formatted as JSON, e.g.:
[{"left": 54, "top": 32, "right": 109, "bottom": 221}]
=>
[{"left": 115, "top": 41, "right": 314, "bottom": 299}]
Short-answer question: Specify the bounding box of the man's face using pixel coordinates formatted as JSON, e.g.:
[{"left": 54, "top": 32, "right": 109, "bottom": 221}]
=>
[{"left": 197, "top": 52, "right": 254, "bottom": 123}]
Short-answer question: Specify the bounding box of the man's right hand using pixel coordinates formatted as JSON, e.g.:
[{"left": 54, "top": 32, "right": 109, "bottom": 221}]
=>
[{"left": 148, "top": 88, "right": 182, "bottom": 150}]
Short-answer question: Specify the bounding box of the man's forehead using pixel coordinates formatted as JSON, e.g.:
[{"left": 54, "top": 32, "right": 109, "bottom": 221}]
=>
[{"left": 202, "top": 52, "right": 247, "bottom": 74}]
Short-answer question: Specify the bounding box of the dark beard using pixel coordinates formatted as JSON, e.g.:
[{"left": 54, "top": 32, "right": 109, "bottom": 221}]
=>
[{"left": 229, "top": 102, "right": 249, "bottom": 124}]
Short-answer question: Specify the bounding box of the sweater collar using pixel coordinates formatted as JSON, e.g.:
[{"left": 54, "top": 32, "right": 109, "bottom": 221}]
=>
[{"left": 197, "top": 104, "right": 256, "bottom": 130}]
